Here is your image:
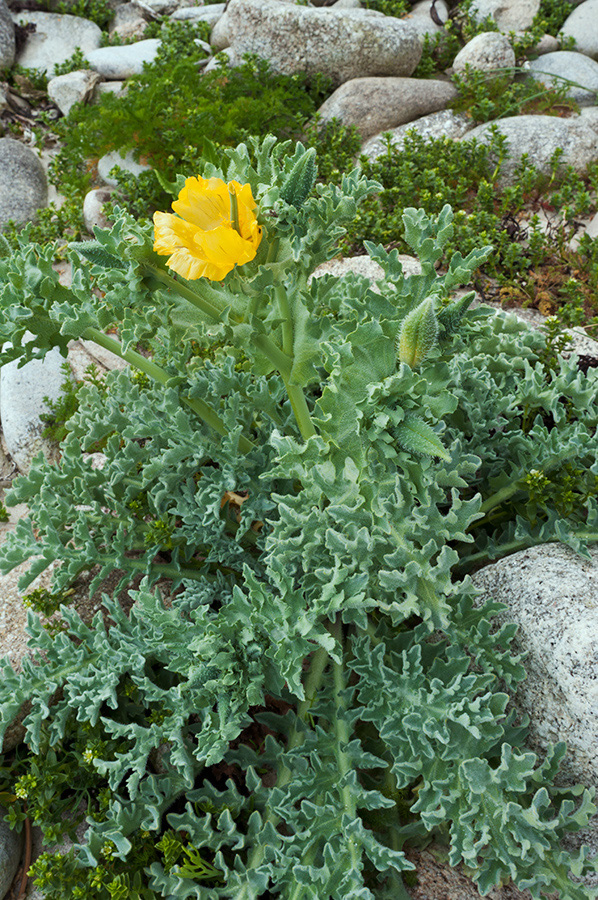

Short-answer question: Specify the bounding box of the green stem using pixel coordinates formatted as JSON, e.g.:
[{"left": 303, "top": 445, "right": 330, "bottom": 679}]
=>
[
  {"left": 457, "top": 529, "right": 598, "bottom": 573},
  {"left": 83, "top": 327, "right": 255, "bottom": 455},
  {"left": 251, "top": 333, "right": 293, "bottom": 380},
  {"left": 235, "top": 646, "right": 329, "bottom": 899},
  {"left": 94, "top": 554, "right": 210, "bottom": 581},
  {"left": 276, "top": 283, "right": 293, "bottom": 358},
  {"left": 143, "top": 264, "right": 228, "bottom": 323},
  {"left": 285, "top": 382, "right": 317, "bottom": 441},
  {"left": 330, "top": 618, "right": 360, "bottom": 873},
  {"left": 145, "top": 262, "right": 296, "bottom": 382}
]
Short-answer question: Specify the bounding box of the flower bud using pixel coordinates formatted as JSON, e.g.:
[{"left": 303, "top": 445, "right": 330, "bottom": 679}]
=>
[{"left": 397, "top": 297, "right": 438, "bottom": 368}]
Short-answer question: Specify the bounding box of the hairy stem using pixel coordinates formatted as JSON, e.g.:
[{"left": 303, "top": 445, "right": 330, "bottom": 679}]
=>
[
  {"left": 83, "top": 327, "right": 255, "bottom": 454},
  {"left": 457, "top": 529, "right": 598, "bottom": 573},
  {"left": 330, "top": 617, "right": 360, "bottom": 871},
  {"left": 234, "top": 646, "right": 329, "bottom": 900},
  {"left": 285, "top": 382, "right": 317, "bottom": 441}
]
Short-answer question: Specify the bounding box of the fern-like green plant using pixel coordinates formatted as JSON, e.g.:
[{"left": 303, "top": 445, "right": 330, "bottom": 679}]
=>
[{"left": 0, "top": 137, "right": 597, "bottom": 899}]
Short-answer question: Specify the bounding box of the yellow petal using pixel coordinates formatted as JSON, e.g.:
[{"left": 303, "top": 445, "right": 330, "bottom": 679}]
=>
[
  {"left": 166, "top": 247, "right": 228, "bottom": 281},
  {"left": 195, "top": 224, "right": 259, "bottom": 272},
  {"left": 153, "top": 211, "right": 199, "bottom": 255},
  {"left": 172, "top": 176, "right": 230, "bottom": 231}
]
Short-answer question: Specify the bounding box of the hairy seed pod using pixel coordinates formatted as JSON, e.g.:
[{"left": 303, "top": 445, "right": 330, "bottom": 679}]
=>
[
  {"left": 280, "top": 147, "right": 317, "bottom": 208},
  {"left": 397, "top": 297, "right": 438, "bottom": 368}
]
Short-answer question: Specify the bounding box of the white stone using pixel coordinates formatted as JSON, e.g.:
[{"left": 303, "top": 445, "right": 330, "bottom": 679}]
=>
[
  {"left": 311, "top": 253, "right": 421, "bottom": 287},
  {"left": 561, "top": 0, "right": 598, "bottom": 60},
  {"left": 219, "top": 0, "right": 422, "bottom": 84},
  {"left": 453, "top": 31, "right": 516, "bottom": 74},
  {"left": 83, "top": 187, "right": 114, "bottom": 233},
  {"left": 528, "top": 32, "right": 559, "bottom": 54},
  {"left": 0, "top": 137, "right": 47, "bottom": 231},
  {"left": 585, "top": 210, "right": 598, "bottom": 240},
  {"left": 209, "top": 11, "right": 230, "bottom": 50},
  {"left": 109, "top": 3, "right": 147, "bottom": 41},
  {"left": 171, "top": 1, "right": 225, "bottom": 25},
  {"left": 361, "top": 109, "right": 473, "bottom": 161},
  {"left": 472, "top": 544, "right": 598, "bottom": 789},
  {"left": 97, "top": 149, "right": 151, "bottom": 186},
  {"left": 11, "top": 11, "right": 102, "bottom": 76},
  {"left": 404, "top": 0, "right": 449, "bottom": 39},
  {"left": 86, "top": 38, "right": 161, "bottom": 79},
  {"left": 0, "top": 341, "right": 64, "bottom": 474},
  {"left": 316, "top": 76, "right": 457, "bottom": 140},
  {"left": 47, "top": 68, "right": 100, "bottom": 116},
  {"left": 469, "top": 0, "right": 540, "bottom": 32},
  {"left": 527, "top": 51, "right": 598, "bottom": 107},
  {"left": 460, "top": 114, "right": 598, "bottom": 185}
]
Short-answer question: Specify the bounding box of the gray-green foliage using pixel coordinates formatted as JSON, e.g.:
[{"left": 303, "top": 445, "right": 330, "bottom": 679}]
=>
[{"left": 0, "top": 137, "right": 597, "bottom": 898}]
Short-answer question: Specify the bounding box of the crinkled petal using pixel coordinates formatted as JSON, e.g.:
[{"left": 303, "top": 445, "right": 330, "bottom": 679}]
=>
[
  {"left": 172, "top": 176, "right": 230, "bottom": 230},
  {"left": 194, "top": 224, "right": 259, "bottom": 273},
  {"left": 153, "top": 211, "right": 199, "bottom": 255},
  {"left": 167, "top": 248, "right": 229, "bottom": 281}
]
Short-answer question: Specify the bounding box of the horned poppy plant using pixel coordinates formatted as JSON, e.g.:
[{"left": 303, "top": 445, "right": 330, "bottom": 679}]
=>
[{"left": 153, "top": 176, "right": 262, "bottom": 281}]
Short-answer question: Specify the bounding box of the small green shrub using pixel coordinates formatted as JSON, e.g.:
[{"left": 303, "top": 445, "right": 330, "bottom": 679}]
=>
[
  {"left": 52, "top": 47, "right": 92, "bottom": 77},
  {"left": 8, "top": 23, "right": 354, "bottom": 246},
  {"left": 37, "top": 0, "right": 114, "bottom": 29},
  {"left": 451, "top": 65, "right": 579, "bottom": 123},
  {"left": 346, "top": 130, "right": 598, "bottom": 322}
]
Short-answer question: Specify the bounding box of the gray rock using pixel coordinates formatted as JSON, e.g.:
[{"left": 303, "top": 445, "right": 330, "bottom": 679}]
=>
[
  {"left": 470, "top": 0, "right": 540, "bottom": 32},
  {"left": 220, "top": 0, "right": 422, "bottom": 85},
  {"left": 460, "top": 114, "right": 598, "bottom": 185},
  {"left": 403, "top": 0, "right": 449, "bottom": 39},
  {"left": 561, "top": 0, "right": 598, "bottom": 60},
  {"left": 361, "top": 109, "right": 473, "bottom": 161},
  {"left": 86, "top": 38, "right": 161, "bottom": 79},
  {"left": 527, "top": 32, "right": 559, "bottom": 55},
  {"left": 209, "top": 11, "right": 230, "bottom": 50},
  {"left": 316, "top": 76, "right": 457, "bottom": 140},
  {"left": 0, "top": 810, "right": 22, "bottom": 899},
  {"left": 83, "top": 187, "right": 114, "bottom": 232},
  {"left": 527, "top": 51, "right": 598, "bottom": 107},
  {"left": 580, "top": 104, "right": 598, "bottom": 131},
  {"left": 311, "top": 253, "right": 421, "bottom": 287},
  {"left": 0, "top": 138, "right": 47, "bottom": 231},
  {"left": 585, "top": 209, "right": 598, "bottom": 239},
  {"left": 453, "top": 31, "right": 516, "bottom": 74},
  {"left": 97, "top": 149, "right": 151, "bottom": 186},
  {"left": 472, "top": 544, "right": 598, "bottom": 789},
  {"left": 47, "top": 68, "right": 100, "bottom": 116},
  {"left": 0, "top": 83, "right": 7, "bottom": 113},
  {"left": 171, "top": 2, "right": 225, "bottom": 24},
  {"left": 109, "top": 3, "right": 147, "bottom": 41},
  {"left": 0, "top": 343, "right": 64, "bottom": 474},
  {"left": 0, "top": 0, "right": 15, "bottom": 70},
  {"left": 11, "top": 11, "right": 102, "bottom": 77},
  {"left": 332, "top": 0, "right": 362, "bottom": 8}
]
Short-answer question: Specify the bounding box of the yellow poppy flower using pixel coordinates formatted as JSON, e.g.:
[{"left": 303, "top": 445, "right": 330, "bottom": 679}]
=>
[{"left": 153, "top": 176, "right": 262, "bottom": 281}]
